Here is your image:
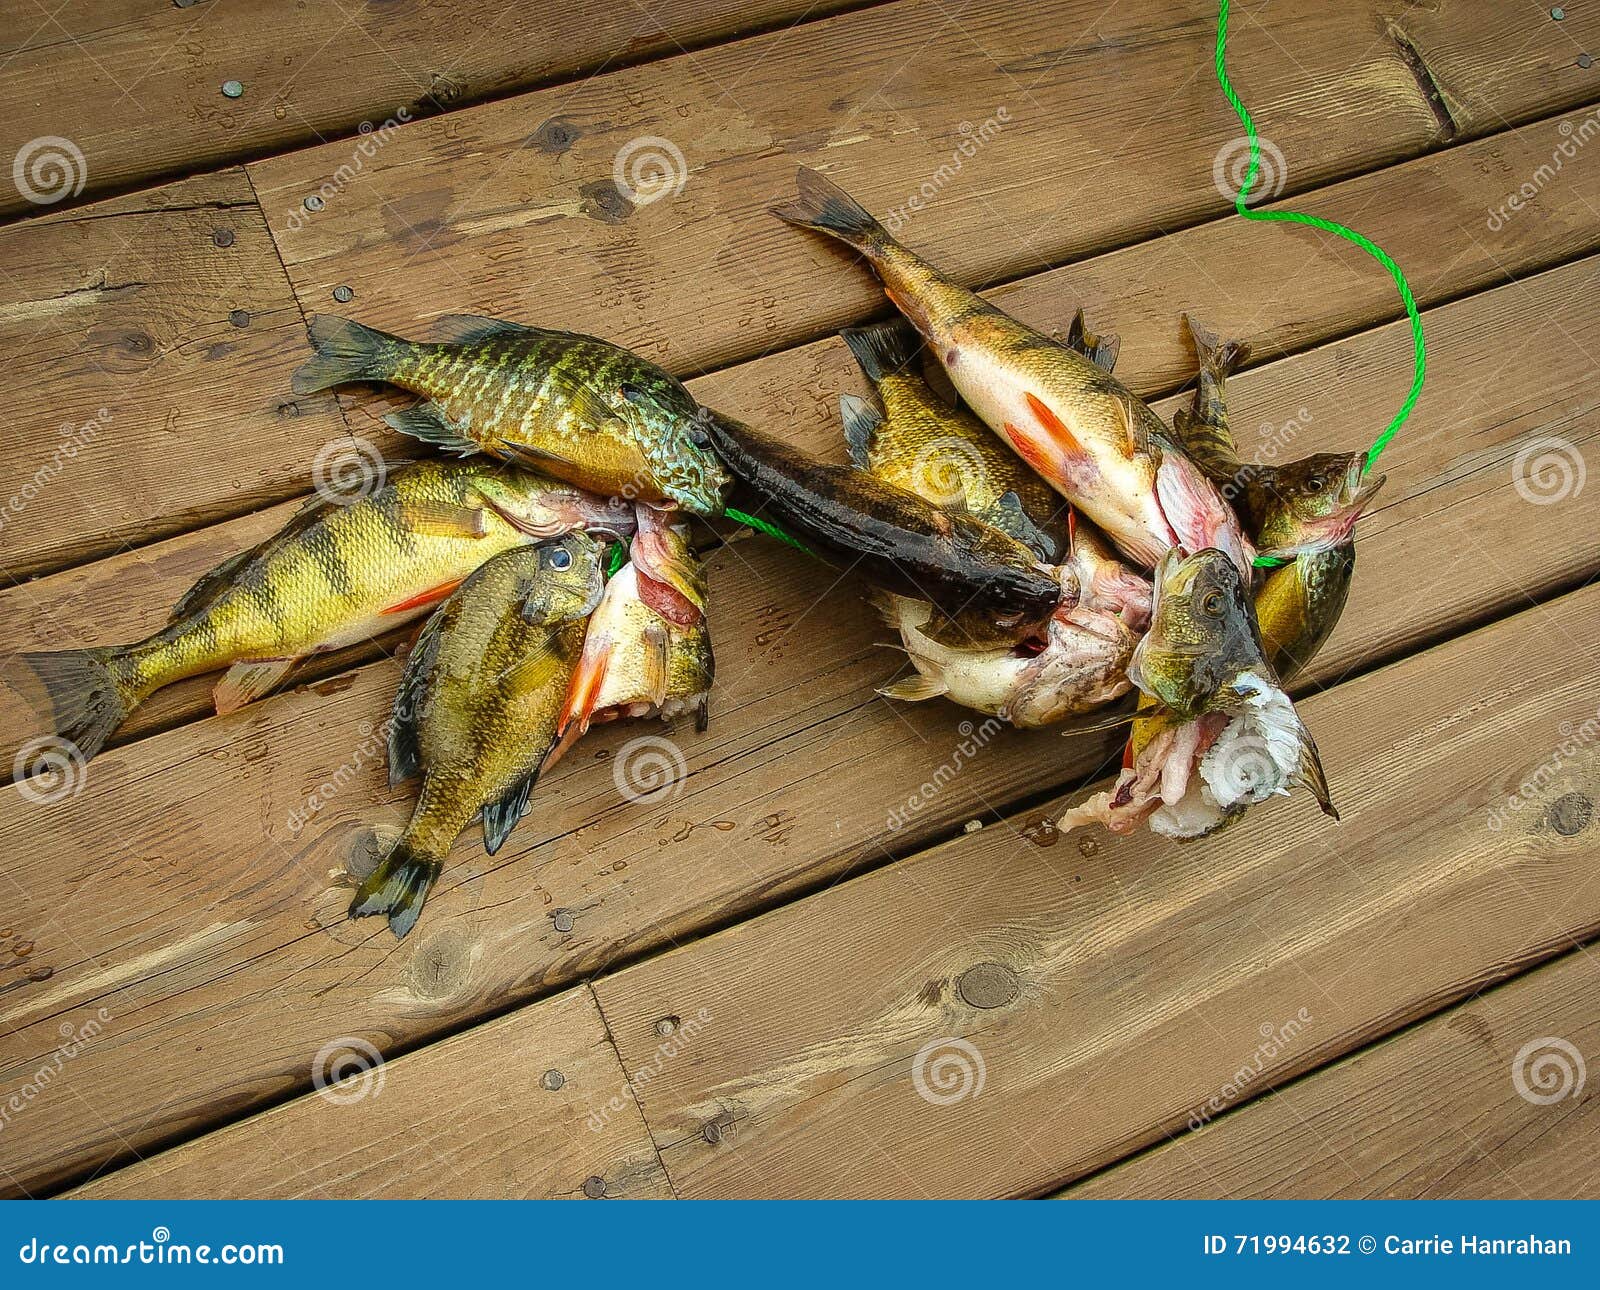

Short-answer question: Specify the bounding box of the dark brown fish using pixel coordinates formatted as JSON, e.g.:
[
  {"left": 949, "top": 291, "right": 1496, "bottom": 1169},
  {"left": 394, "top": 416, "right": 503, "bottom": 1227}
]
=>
[{"left": 699, "top": 408, "right": 1059, "bottom": 647}]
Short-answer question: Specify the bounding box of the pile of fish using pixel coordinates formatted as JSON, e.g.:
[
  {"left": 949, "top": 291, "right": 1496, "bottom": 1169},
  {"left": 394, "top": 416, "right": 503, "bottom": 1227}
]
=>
[{"left": 18, "top": 166, "right": 1382, "bottom": 937}]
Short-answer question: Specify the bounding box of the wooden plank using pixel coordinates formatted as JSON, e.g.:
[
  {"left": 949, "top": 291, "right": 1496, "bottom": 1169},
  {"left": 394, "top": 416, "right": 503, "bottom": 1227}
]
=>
[
  {"left": 0, "top": 170, "right": 349, "bottom": 578},
  {"left": 8, "top": 112, "right": 1599, "bottom": 768},
  {"left": 589, "top": 581, "right": 1600, "bottom": 1198},
  {"left": 1064, "top": 949, "right": 1600, "bottom": 1200},
  {"left": 69, "top": 985, "right": 673, "bottom": 1199},
  {"left": 0, "top": 0, "right": 872, "bottom": 219},
  {"left": 0, "top": 248, "right": 1595, "bottom": 1196}
]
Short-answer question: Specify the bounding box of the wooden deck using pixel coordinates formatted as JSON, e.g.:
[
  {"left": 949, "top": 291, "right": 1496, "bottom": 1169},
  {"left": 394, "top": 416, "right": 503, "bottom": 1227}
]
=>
[{"left": 1, "top": 0, "right": 1597, "bottom": 1199}]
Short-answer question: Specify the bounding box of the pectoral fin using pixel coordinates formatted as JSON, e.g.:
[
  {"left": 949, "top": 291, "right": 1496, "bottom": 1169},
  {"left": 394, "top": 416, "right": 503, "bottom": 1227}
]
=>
[
  {"left": 877, "top": 673, "right": 948, "bottom": 703},
  {"left": 398, "top": 498, "right": 491, "bottom": 539},
  {"left": 839, "top": 394, "right": 883, "bottom": 468},
  {"left": 384, "top": 403, "right": 479, "bottom": 455},
  {"left": 213, "top": 657, "right": 298, "bottom": 715},
  {"left": 482, "top": 772, "right": 538, "bottom": 855}
]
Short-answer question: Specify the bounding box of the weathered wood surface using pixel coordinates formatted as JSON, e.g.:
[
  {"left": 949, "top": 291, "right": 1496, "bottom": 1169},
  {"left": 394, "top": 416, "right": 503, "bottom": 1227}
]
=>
[
  {"left": 70, "top": 985, "right": 673, "bottom": 1199},
  {"left": 0, "top": 170, "right": 348, "bottom": 578},
  {"left": 8, "top": 113, "right": 1598, "bottom": 772},
  {"left": 5, "top": 247, "right": 1598, "bottom": 1196},
  {"left": 0, "top": 0, "right": 872, "bottom": 218},
  {"left": 588, "top": 582, "right": 1600, "bottom": 1197},
  {"left": 1066, "top": 948, "right": 1600, "bottom": 1200}
]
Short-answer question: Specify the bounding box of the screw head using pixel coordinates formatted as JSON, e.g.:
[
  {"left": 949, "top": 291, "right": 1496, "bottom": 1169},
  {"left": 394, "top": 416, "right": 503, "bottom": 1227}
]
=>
[
  {"left": 582, "top": 1175, "right": 607, "bottom": 1198},
  {"left": 303, "top": 194, "right": 325, "bottom": 213},
  {"left": 654, "top": 1015, "right": 679, "bottom": 1037},
  {"left": 211, "top": 228, "right": 234, "bottom": 248},
  {"left": 552, "top": 909, "right": 575, "bottom": 933},
  {"left": 1580, "top": 52, "right": 1594, "bottom": 68},
  {"left": 1553, "top": 6, "right": 1566, "bottom": 19},
  {"left": 332, "top": 284, "right": 354, "bottom": 304},
  {"left": 221, "top": 80, "right": 244, "bottom": 99},
  {"left": 228, "top": 309, "right": 250, "bottom": 328},
  {"left": 540, "top": 1068, "right": 565, "bottom": 1091}
]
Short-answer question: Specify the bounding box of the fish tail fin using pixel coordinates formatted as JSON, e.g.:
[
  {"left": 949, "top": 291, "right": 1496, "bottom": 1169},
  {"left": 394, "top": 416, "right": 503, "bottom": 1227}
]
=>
[
  {"left": 348, "top": 839, "right": 442, "bottom": 939},
  {"left": 1293, "top": 719, "right": 1340, "bottom": 822},
  {"left": 291, "top": 316, "right": 400, "bottom": 394},
  {"left": 772, "top": 167, "right": 893, "bottom": 254},
  {"left": 16, "top": 645, "right": 143, "bottom": 764},
  {"left": 841, "top": 318, "right": 922, "bottom": 382},
  {"left": 1184, "top": 313, "right": 1252, "bottom": 381}
]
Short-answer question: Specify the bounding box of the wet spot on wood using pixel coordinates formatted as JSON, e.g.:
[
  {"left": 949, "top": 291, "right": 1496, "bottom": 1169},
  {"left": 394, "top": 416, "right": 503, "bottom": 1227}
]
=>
[
  {"left": 1022, "top": 817, "right": 1059, "bottom": 847},
  {"left": 580, "top": 179, "right": 633, "bottom": 224},
  {"left": 1077, "top": 835, "right": 1100, "bottom": 857}
]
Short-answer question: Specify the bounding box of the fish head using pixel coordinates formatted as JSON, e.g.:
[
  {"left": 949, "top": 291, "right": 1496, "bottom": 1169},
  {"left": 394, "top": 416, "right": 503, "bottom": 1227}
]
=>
[
  {"left": 1245, "top": 451, "right": 1384, "bottom": 555},
  {"left": 475, "top": 470, "right": 638, "bottom": 545},
  {"left": 633, "top": 403, "right": 733, "bottom": 517},
  {"left": 515, "top": 532, "right": 607, "bottom": 622},
  {"left": 1129, "top": 547, "right": 1264, "bottom": 715}
]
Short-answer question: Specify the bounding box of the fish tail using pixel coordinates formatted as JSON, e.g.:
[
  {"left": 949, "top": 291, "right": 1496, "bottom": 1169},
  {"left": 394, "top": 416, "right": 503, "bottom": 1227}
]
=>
[
  {"left": 772, "top": 167, "right": 891, "bottom": 251},
  {"left": 348, "top": 839, "right": 443, "bottom": 939},
  {"left": 16, "top": 644, "right": 147, "bottom": 764},
  {"left": 841, "top": 318, "right": 922, "bottom": 383},
  {"left": 1175, "top": 314, "right": 1249, "bottom": 473},
  {"left": 291, "top": 315, "right": 401, "bottom": 394}
]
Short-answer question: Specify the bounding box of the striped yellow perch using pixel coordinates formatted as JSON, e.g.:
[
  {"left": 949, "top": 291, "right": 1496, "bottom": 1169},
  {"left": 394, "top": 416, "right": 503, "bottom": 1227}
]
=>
[
  {"left": 291, "top": 314, "right": 730, "bottom": 516},
  {"left": 18, "top": 460, "right": 630, "bottom": 766},
  {"left": 352, "top": 535, "right": 608, "bottom": 938}
]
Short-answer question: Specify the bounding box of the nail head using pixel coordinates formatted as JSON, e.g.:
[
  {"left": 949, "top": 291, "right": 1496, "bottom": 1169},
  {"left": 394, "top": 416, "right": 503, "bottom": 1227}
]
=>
[
  {"left": 582, "top": 1175, "right": 607, "bottom": 1198},
  {"left": 332, "top": 284, "right": 354, "bottom": 304},
  {"left": 1580, "top": 53, "right": 1594, "bottom": 69},
  {"left": 221, "top": 80, "right": 244, "bottom": 99},
  {"left": 228, "top": 309, "right": 250, "bottom": 328},
  {"left": 654, "top": 1015, "right": 679, "bottom": 1037},
  {"left": 1552, "top": 7, "right": 1566, "bottom": 19},
  {"left": 303, "top": 194, "right": 325, "bottom": 213},
  {"left": 211, "top": 228, "right": 234, "bottom": 248},
  {"left": 552, "top": 908, "right": 575, "bottom": 933},
  {"left": 540, "top": 1068, "right": 565, "bottom": 1091}
]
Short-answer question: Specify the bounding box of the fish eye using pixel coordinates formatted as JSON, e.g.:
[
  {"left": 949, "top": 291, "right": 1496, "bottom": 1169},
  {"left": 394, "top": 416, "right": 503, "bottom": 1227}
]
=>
[
  {"left": 545, "top": 545, "right": 573, "bottom": 571},
  {"left": 1304, "top": 473, "right": 1326, "bottom": 491},
  {"left": 1200, "top": 588, "right": 1227, "bottom": 618}
]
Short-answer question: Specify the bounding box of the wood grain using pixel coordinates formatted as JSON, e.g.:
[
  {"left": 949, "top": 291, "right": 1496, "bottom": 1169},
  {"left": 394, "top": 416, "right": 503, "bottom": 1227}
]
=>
[
  {"left": 4, "top": 249, "right": 1598, "bottom": 1196},
  {"left": 8, "top": 113, "right": 1598, "bottom": 766},
  {"left": 0, "top": 0, "right": 874, "bottom": 218},
  {"left": 0, "top": 170, "right": 349, "bottom": 578},
  {"left": 69, "top": 985, "right": 674, "bottom": 1199},
  {"left": 1064, "top": 948, "right": 1600, "bottom": 1199},
  {"left": 589, "top": 581, "right": 1600, "bottom": 1197}
]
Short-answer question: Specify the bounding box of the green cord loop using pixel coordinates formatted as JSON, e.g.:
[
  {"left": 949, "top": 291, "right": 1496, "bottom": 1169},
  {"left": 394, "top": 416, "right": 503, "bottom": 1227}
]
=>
[
  {"left": 1214, "top": 0, "right": 1425, "bottom": 567},
  {"left": 724, "top": 505, "right": 815, "bottom": 557}
]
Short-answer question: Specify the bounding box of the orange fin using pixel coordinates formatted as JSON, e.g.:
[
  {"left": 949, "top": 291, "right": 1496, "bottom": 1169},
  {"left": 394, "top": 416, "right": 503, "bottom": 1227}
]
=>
[
  {"left": 381, "top": 580, "right": 463, "bottom": 616},
  {"left": 1024, "top": 393, "right": 1085, "bottom": 457},
  {"left": 214, "top": 657, "right": 298, "bottom": 715},
  {"left": 556, "top": 638, "right": 611, "bottom": 739},
  {"left": 1002, "top": 422, "right": 1056, "bottom": 480}
]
